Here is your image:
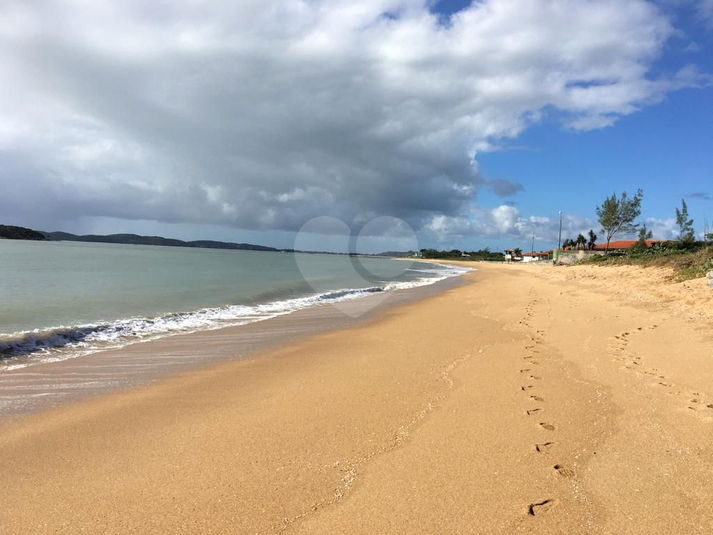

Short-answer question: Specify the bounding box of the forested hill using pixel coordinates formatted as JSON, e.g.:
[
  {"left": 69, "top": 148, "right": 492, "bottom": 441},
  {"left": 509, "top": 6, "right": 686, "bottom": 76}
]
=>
[
  {"left": 43, "top": 232, "right": 279, "bottom": 252},
  {"left": 0, "top": 225, "right": 48, "bottom": 241}
]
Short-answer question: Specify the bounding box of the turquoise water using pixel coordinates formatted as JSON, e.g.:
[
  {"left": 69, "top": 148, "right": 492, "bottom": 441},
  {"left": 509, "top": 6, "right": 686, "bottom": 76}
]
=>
[{"left": 0, "top": 240, "right": 467, "bottom": 365}]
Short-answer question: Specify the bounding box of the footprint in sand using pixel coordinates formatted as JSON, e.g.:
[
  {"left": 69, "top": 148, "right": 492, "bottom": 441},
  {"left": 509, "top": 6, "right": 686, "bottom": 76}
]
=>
[
  {"left": 535, "top": 442, "right": 555, "bottom": 453},
  {"left": 527, "top": 499, "right": 558, "bottom": 516},
  {"left": 553, "top": 464, "right": 575, "bottom": 478},
  {"left": 530, "top": 361, "right": 540, "bottom": 365},
  {"left": 520, "top": 368, "right": 531, "bottom": 373},
  {"left": 530, "top": 395, "right": 545, "bottom": 402},
  {"left": 539, "top": 422, "right": 556, "bottom": 431},
  {"left": 530, "top": 375, "right": 543, "bottom": 381},
  {"left": 526, "top": 408, "right": 542, "bottom": 416},
  {"left": 521, "top": 385, "right": 535, "bottom": 391}
]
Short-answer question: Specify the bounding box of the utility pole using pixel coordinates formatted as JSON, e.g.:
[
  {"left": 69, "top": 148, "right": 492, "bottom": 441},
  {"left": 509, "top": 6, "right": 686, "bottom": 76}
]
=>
[
  {"left": 557, "top": 211, "right": 563, "bottom": 251},
  {"left": 531, "top": 231, "right": 535, "bottom": 255}
]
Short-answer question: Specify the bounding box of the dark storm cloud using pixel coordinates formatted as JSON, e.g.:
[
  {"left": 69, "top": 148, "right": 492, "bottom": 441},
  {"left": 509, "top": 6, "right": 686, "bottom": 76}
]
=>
[
  {"left": 0, "top": 0, "right": 700, "bottom": 237},
  {"left": 487, "top": 178, "right": 525, "bottom": 197}
]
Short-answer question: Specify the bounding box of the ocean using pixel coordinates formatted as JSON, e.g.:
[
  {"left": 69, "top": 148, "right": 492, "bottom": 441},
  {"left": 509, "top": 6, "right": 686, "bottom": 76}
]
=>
[{"left": 0, "top": 240, "right": 468, "bottom": 371}]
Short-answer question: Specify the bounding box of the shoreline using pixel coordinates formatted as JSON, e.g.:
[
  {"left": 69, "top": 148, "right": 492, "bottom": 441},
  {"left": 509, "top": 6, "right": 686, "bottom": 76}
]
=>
[
  {"left": 1, "top": 262, "right": 712, "bottom": 533},
  {"left": 0, "top": 273, "right": 465, "bottom": 420},
  {"left": 1, "top": 236, "right": 472, "bottom": 367}
]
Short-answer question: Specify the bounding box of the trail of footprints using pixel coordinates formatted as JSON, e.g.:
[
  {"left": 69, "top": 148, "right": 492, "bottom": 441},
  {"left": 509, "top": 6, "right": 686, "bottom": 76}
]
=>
[
  {"left": 522, "top": 316, "right": 711, "bottom": 518},
  {"left": 611, "top": 324, "right": 713, "bottom": 416},
  {"left": 518, "top": 296, "right": 574, "bottom": 518}
]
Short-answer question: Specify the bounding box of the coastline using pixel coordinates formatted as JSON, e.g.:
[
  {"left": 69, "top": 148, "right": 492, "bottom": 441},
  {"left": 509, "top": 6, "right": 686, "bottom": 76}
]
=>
[
  {"left": 0, "top": 272, "right": 465, "bottom": 420},
  {"left": 0, "top": 242, "right": 468, "bottom": 365},
  {"left": 1, "top": 262, "right": 712, "bottom": 534}
]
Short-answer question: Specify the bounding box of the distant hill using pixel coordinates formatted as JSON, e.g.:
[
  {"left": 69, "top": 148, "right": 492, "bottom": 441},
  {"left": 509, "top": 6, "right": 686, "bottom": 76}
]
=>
[
  {"left": 0, "top": 225, "right": 47, "bottom": 241},
  {"left": 374, "top": 251, "right": 417, "bottom": 258},
  {"left": 43, "top": 231, "right": 279, "bottom": 252},
  {"left": 2, "top": 226, "right": 409, "bottom": 256}
]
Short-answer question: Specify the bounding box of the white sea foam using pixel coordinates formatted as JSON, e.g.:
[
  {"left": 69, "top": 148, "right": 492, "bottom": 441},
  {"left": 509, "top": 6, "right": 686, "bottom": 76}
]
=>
[{"left": 1, "top": 262, "right": 471, "bottom": 370}]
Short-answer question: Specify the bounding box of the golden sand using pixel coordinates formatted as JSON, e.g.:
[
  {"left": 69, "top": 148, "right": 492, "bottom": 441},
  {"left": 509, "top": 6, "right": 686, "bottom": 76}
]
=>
[{"left": 1, "top": 262, "right": 712, "bottom": 534}]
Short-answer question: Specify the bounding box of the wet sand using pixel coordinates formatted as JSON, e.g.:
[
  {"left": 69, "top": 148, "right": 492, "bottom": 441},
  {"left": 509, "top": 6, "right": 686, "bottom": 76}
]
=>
[
  {"left": 1, "top": 262, "right": 712, "bottom": 534},
  {"left": 0, "top": 276, "right": 463, "bottom": 419}
]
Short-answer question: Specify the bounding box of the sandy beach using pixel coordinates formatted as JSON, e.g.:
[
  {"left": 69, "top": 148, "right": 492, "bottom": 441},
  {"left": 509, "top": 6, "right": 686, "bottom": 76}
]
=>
[{"left": 1, "top": 262, "right": 712, "bottom": 534}]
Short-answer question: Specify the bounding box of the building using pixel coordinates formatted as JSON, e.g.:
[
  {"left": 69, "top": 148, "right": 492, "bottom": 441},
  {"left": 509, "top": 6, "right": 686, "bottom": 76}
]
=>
[{"left": 521, "top": 250, "right": 553, "bottom": 263}]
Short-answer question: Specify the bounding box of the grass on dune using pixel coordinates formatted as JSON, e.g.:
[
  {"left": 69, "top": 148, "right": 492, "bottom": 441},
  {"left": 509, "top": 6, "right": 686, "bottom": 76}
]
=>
[{"left": 583, "top": 244, "right": 713, "bottom": 282}]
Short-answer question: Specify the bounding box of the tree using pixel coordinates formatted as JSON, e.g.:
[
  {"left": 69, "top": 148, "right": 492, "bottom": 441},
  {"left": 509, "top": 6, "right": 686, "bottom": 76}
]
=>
[
  {"left": 675, "top": 199, "right": 695, "bottom": 245},
  {"left": 513, "top": 247, "right": 522, "bottom": 259},
  {"left": 575, "top": 234, "right": 586, "bottom": 250},
  {"left": 632, "top": 224, "right": 653, "bottom": 252},
  {"left": 596, "top": 189, "right": 644, "bottom": 253},
  {"left": 587, "top": 229, "right": 598, "bottom": 250}
]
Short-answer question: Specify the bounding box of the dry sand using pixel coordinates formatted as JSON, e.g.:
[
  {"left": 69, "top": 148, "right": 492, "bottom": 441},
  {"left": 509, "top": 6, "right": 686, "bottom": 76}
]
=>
[{"left": 1, "top": 262, "right": 712, "bottom": 534}]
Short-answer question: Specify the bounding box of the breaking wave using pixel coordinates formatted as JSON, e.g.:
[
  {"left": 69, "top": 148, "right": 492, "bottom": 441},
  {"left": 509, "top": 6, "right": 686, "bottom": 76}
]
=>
[{"left": 1, "top": 264, "right": 470, "bottom": 369}]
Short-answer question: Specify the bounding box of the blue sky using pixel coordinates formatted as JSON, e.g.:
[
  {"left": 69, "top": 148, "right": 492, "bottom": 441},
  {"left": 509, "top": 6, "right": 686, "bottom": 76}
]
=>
[
  {"left": 1, "top": 0, "right": 711, "bottom": 253},
  {"left": 434, "top": 0, "right": 713, "bottom": 251},
  {"left": 473, "top": 83, "right": 713, "bottom": 250}
]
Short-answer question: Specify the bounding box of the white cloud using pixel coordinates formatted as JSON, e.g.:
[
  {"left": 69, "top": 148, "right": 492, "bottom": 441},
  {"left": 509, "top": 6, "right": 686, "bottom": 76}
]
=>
[
  {"left": 644, "top": 217, "right": 679, "bottom": 240},
  {"left": 421, "top": 204, "right": 594, "bottom": 245},
  {"left": 698, "top": 0, "right": 713, "bottom": 26},
  {"left": 0, "top": 0, "right": 704, "bottom": 238}
]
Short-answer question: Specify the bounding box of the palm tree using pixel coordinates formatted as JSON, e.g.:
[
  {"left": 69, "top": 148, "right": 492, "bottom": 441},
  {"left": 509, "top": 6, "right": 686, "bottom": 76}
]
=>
[
  {"left": 587, "top": 229, "right": 597, "bottom": 250},
  {"left": 513, "top": 247, "right": 522, "bottom": 259},
  {"left": 576, "top": 234, "right": 586, "bottom": 250}
]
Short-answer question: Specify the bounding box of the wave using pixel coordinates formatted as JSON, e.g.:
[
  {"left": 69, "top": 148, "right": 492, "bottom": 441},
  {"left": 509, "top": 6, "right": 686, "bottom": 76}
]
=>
[{"left": 1, "top": 265, "right": 469, "bottom": 369}]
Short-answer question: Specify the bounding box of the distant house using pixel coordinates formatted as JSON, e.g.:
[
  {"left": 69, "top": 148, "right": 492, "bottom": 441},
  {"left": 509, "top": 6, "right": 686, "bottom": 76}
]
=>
[
  {"left": 521, "top": 250, "right": 553, "bottom": 263},
  {"left": 503, "top": 249, "right": 550, "bottom": 262}
]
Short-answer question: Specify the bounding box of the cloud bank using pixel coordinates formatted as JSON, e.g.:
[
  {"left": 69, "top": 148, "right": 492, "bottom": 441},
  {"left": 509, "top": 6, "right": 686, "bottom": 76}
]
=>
[
  {"left": 423, "top": 204, "right": 595, "bottom": 245},
  {"left": 0, "top": 0, "right": 702, "bottom": 238}
]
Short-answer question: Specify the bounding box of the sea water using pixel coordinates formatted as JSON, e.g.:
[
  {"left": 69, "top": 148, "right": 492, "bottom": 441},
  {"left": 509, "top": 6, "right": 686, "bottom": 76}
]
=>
[{"left": 0, "top": 240, "right": 467, "bottom": 369}]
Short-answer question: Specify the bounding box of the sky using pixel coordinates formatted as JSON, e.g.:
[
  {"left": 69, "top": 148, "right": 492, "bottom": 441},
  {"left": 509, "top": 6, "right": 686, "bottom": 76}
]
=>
[{"left": 1, "top": 0, "right": 712, "bottom": 253}]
